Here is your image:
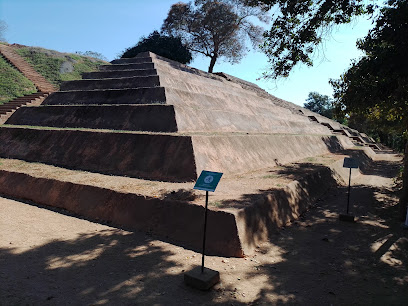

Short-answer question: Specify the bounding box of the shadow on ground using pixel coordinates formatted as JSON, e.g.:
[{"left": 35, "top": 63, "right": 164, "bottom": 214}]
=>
[
  {"left": 0, "top": 226, "right": 232, "bottom": 305},
  {"left": 245, "top": 184, "right": 408, "bottom": 305},
  {"left": 0, "top": 155, "right": 406, "bottom": 305}
]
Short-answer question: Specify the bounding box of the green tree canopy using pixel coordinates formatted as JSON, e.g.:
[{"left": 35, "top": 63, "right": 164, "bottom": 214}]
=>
[
  {"left": 120, "top": 31, "right": 192, "bottom": 64},
  {"left": 245, "top": 0, "right": 376, "bottom": 79},
  {"left": 162, "top": 0, "right": 268, "bottom": 73},
  {"left": 330, "top": 0, "right": 408, "bottom": 219},
  {"left": 75, "top": 51, "right": 107, "bottom": 61},
  {"left": 304, "top": 92, "right": 333, "bottom": 119},
  {"left": 331, "top": 0, "right": 408, "bottom": 126}
]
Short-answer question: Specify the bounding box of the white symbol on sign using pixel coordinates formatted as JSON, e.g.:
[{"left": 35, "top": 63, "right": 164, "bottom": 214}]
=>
[{"left": 204, "top": 175, "right": 214, "bottom": 184}]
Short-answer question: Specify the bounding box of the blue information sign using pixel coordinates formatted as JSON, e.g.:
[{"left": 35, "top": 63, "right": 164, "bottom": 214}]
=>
[
  {"left": 343, "top": 157, "right": 359, "bottom": 169},
  {"left": 194, "top": 170, "right": 223, "bottom": 192}
]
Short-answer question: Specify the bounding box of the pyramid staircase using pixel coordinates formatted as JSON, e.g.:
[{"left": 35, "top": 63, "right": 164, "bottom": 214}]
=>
[
  {"left": 0, "top": 92, "right": 50, "bottom": 124},
  {"left": 0, "top": 51, "right": 385, "bottom": 256},
  {"left": 0, "top": 44, "right": 56, "bottom": 123},
  {"left": 0, "top": 44, "right": 56, "bottom": 93}
]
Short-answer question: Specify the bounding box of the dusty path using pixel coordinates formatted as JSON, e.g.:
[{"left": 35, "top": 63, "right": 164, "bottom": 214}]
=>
[{"left": 0, "top": 157, "right": 407, "bottom": 305}]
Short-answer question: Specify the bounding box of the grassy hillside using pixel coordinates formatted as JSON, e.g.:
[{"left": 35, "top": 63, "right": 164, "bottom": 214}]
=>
[
  {"left": 15, "top": 46, "right": 108, "bottom": 88},
  {"left": 0, "top": 44, "right": 109, "bottom": 105},
  {"left": 0, "top": 56, "right": 37, "bottom": 104}
]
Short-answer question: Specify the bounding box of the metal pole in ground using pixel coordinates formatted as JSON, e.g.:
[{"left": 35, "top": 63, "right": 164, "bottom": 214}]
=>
[
  {"left": 339, "top": 158, "right": 356, "bottom": 222},
  {"left": 185, "top": 171, "right": 221, "bottom": 290},
  {"left": 201, "top": 190, "right": 209, "bottom": 273},
  {"left": 404, "top": 206, "right": 408, "bottom": 228},
  {"left": 347, "top": 167, "right": 352, "bottom": 214}
]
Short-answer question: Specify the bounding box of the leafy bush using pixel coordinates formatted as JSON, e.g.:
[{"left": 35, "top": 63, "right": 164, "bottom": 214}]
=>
[{"left": 120, "top": 31, "right": 192, "bottom": 64}]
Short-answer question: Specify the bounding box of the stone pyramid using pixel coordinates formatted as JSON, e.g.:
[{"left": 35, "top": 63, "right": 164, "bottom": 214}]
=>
[
  {"left": 1, "top": 51, "right": 373, "bottom": 183},
  {"left": 0, "top": 52, "right": 382, "bottom": 257}
]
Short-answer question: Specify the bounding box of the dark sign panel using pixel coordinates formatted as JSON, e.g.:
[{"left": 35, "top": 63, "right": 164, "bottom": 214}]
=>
[
  {"left": 343, "top": 157, "right": 359, "bottom": 169},
  {"left": 194, "top": 170, "right": 223, "bottom": 192}
]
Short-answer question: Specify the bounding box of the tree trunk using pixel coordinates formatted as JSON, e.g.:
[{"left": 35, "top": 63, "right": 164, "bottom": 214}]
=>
[
  {"left": 399, "top": 141, "right": 408, "bottom": 221},
  {"left": 208, "top": 55, "right": 217, "bottom": 73}
]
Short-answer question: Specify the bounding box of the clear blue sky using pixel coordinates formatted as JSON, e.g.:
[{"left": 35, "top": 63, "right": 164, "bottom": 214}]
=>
[{"left": 0, "top": 0, "right": 373, "bottom": 106}]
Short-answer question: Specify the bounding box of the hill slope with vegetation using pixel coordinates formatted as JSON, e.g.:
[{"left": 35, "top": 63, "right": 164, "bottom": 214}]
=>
[
  {"left": 0, "top": 55, "right": 37, "bottom": 104},
  {"left": 0, "top": 43, "right": 109, "bottom": 105}
]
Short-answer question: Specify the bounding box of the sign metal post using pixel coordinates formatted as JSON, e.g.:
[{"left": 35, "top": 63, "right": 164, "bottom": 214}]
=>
[
  {"left": 201, "top": 190, "right": 209, "bottom": 273},
  {"left": 347, "top": 166, "right": 352, "bottom": 214},
  {"left": 184, "top": 170, "right": 223, "bottom": 290},
  {"left": 340, "top": 157, "right": 358, "bottom": 222}
]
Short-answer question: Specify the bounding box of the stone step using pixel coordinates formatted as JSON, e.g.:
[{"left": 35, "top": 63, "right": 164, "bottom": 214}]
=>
[
  {"left": 7, "top": 105, "right": 178, "bottom": 132},
  {"left": 1, "top": 101, "right": 40, "bottom": 107},
  {"left": 110, "top": 56, "right": 153, "bottom": 65},
  {"left": 0, "top": 109, "right": 15, "bottom": 115},
  {"left": 0, "top": 126, "right": 197, "bottom": 182},
  {"left": 1, "top": 99, "right": 40, "bottom": 104},
  {"left": 320, "top": 122, "right": 334, "bottom": 131},
  {"left": 11, "top": 93, "right": 46, "bottom": 99},
  {"left": 8, "top": 98, "right": 38, "bottom": 102},
  {"left": 0, "top": 93, "right": 48, "bottom": 107},
  {"left": 82, "top": 68, "right": 157, "bottom": 79},
  {"left": 0, "top": 92, "right": 48, "bottom": 121},
  {"left": 0, "top": 102, "right": 26, "bottom": 106},
  {"left": 0, "top": 106, "right": 21, "bottom": 111},
  {"left": 43, "top": 87, "right": 166, "bottom": 105},
  {"left": 60, "top": 75, "right": 160, "bottom": 91},
  {"left": 98, "top": 62, "right": 155, "bottom": 71},
  {"left": 350, "top": 136, "right": 366, "bottom": 144}
]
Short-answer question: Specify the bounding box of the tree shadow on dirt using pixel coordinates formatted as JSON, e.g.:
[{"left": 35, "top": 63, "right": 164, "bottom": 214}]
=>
[
  {"left": 0, "top": 152, "right": 405, "bottom": 304},
  {"left": 0, "top": 224, "right": 230, "bottom": 305},
  {"left": 330, "top": 148, "right": 401, "bottom": 179},
  {"left": 243, "top": 184, "right": 408, "bottom": 305},
  {"left": 215, "top": 162, "right": 334, "bottom": 210},
  {"left": 359, "top": 158, "right": 402, "bottom": 179}
]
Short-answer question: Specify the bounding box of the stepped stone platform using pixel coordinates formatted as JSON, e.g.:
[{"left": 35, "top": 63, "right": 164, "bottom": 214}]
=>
[
  {"left": 0, "top": 51, "right": 385, "bottom": 256},
  {"left": 0, "top": 147, "right": 397, "bottom": 257}
]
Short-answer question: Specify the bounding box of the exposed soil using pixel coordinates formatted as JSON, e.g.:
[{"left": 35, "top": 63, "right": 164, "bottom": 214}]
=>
[
  {"left": 0, "top": 153, "right": 344, "bottom": 210},
  {"left": 0, "top": 152, "right": 407, "bottom": 305}
]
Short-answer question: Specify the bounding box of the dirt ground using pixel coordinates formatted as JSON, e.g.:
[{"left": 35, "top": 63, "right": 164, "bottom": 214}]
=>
[{"left": 1, "top": 154, "right": 407, "bottom": 305}]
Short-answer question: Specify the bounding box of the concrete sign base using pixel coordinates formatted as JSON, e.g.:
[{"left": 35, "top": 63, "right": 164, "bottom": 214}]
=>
[
  {"left": 339, "top": 214, "right": 355, "bottom": 222},
  {"left": 184, "top": 266, "right": 220, "bottom": 290}
]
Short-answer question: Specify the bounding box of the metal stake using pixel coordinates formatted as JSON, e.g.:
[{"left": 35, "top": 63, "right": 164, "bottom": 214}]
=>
[
  {"left": 201, "top": 190, "right": 209, "bottom": 273},
  {"left": 347, "top": 167, "right": 351, "bottom": 214}
]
